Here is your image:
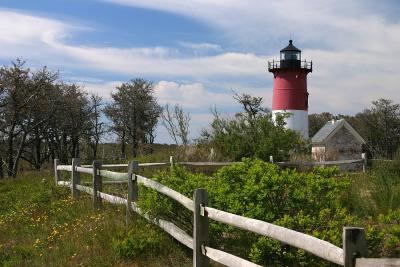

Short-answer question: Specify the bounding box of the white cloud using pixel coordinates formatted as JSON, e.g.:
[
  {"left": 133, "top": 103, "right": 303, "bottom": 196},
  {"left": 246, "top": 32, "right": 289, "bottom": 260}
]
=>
[
  {"left": 2, "top": 2, "right": 400, "bottom": 121},
  {"left": 0, "top": 10, "right": 67, "bottom": 44},
  {"left": 101, "top": 0, "right": 400, "bottom": 51},
  {"left": 0, "top": 9, "right": 82, "bottom": 61},
  {"left": 306, "top": 48, "right": 400, "bottom": 114},
  {"left": 79, "top": 80, "right": 122, "bottom": 99},
  {"left": 78, "top": 79, "right": 237, "bottom": 111},
  {"left": 98, "top": 0, "right": 400, "bottom": 116},
  {"left": 42, "top": 32, "right": 266, "bottom": 77},
  {"left": 154, "top": 81, "right": 234, "bottom": 109},
  {"left": 178, "top": 41, "right": 221, "bottom": 51}
]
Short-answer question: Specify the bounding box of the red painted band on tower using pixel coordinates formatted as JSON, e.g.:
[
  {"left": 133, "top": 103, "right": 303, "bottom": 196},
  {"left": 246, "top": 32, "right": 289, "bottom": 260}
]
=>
[{"left": 272, "top": 69, "right": 309, "bottom": 111}]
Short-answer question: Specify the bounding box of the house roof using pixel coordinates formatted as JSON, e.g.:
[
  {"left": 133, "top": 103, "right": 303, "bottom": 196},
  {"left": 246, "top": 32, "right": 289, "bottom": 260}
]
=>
[{"left": 311, "top": 119, "right": 366, "bottom": 145}]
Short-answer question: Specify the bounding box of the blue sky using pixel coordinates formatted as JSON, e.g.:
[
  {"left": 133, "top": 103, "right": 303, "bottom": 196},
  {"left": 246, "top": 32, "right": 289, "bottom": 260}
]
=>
[{"left": 1, "top": 0, "right": 400, "bottom": 143}]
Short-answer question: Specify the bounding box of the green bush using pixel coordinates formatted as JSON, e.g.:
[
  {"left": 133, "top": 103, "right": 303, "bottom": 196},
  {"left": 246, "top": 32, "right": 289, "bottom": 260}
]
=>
[
  {"left": 377, "top": 210, "right": 400, "bottom": 256},
  {"left": 208, "top": 159, "right": 357, "bottom": 266},
  {"left": 112, "top": 223, "right": 167, "bottom": 259},
  {"left": 198, "top": 107, "right": 305, "bottom": 162},
  {"left": 136, "top": 158, "right": 400, "bottom": 265},
  {"left": 137, "top": 159, "right": 359, "bottom": 266}
]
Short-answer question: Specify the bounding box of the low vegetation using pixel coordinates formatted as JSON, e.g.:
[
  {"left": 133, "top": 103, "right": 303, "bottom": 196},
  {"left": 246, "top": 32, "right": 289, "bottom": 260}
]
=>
[
  {"left": 1, "top": 158, "right": 399, "bottom": 266},
  {"left": 137, "top": 159, "right": 400, "bottom": 266},
  {"left": 0, "top": 171, "right": 191, "bottom": 267}
]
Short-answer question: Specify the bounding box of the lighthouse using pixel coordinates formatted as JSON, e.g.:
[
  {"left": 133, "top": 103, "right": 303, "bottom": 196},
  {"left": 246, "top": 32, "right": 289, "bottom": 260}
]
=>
[{"left": 268, "top": 40, "right": 312, "bottom": 138}]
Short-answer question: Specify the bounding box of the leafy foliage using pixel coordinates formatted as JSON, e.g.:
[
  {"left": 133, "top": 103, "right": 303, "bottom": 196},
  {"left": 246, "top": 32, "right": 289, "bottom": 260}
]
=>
[
  {"left": 105, "top": 78, "right": 162, "bottom": 158},
  {"left": 137, "top": 159, "right": 361, "bottom": 266},
  {"left": 0, "top": 60, "right": 107, "bottom": 177},
  {"left": 112, "top": 222, "right": 167, "bottom": 259},
  {"left": 199, "top": 93, "right": 304, "bottom": 162},
  {"left": 378, "top": 210, "right": 400, "bottom": 255},
  {"left": 136, "top": 158, "right": 400, "bottom": 265}
]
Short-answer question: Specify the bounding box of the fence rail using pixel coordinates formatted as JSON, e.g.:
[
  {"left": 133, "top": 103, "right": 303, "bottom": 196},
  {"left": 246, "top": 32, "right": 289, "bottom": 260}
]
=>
[
  {"left": 53, "top": 157, "right": 397, "bottom": 267},
  {"left": 205, "top": 206, "right": 344, "bottom": 265},
  {"left": 75, "top": 155, "right": 367, "bottom": 171}
]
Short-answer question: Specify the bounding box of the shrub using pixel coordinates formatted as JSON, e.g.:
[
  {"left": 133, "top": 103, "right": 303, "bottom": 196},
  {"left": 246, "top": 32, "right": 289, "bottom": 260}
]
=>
[
  {"left": 197, "top": 93, "right": 306, "bottom": 162},
  {"left": 112, "top": 223, "right": 167, "bottom": 259},
  {"left": 137, "top": 159, "right": 358, "bottom": 266},
  {"left": 377, "top": 210, "right": 400, "bottom": 256}
]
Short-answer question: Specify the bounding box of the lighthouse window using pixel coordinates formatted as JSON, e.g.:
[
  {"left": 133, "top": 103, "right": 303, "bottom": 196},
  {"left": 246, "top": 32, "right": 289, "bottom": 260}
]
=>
[{"left": 281, "top": 51, "right": 300, "bottom": 60}]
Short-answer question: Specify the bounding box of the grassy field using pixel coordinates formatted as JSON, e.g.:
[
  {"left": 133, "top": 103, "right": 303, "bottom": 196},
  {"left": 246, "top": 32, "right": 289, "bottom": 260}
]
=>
[
  {"left": 1, "top": 159, "right": 399, "bottom": 266},
  {"left": 0, "top": 170, "right": 192, "bottom": 267}
]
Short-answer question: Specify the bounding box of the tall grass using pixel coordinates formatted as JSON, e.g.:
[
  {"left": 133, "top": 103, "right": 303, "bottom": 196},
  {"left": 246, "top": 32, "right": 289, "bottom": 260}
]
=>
[
  {"left": 0, "top": 171, "right": 191, "bottom": 266},
  {"left": 348, "top": 157, "right": 400, "bottom": 216}
]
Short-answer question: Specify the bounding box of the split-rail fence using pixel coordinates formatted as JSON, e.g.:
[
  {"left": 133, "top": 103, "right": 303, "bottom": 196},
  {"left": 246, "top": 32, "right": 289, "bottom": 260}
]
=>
[{"left": 53, "top": 157, "right": 399, "bottom": 267}]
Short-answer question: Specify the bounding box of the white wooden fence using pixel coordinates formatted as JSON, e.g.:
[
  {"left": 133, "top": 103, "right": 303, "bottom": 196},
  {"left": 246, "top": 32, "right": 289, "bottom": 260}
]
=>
[{"left": 54, "top": 158, "right": 398, "bottom": 267}]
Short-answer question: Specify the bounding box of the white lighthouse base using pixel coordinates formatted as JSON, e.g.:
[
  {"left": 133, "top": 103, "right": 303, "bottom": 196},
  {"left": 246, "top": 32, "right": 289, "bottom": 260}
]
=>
[{"left": 272, "top": 109, "right": 309, "bottom": 139}]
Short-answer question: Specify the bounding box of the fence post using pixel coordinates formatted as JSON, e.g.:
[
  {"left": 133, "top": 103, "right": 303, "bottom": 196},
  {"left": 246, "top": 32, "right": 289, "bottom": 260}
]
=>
[
  {"left": 170, "top": 156, "right": 174, "bottom": 174},
  {"left": 126, "top": 160, "right": 139, "bottom": 223},
  {"left": 269, "top": 155, "right": 274, "bottom": 163},
  {"left": 54, "top": 159, "right": 60, "bottom": 186},
  {"left": 193, "top": 188, "right": 209, "bottom": 267},
  {"left": 92, "top": 160, "right": 102, "bottom": 210},
  {"left": 71, "top": 158, "right": 80, "bottom": 200},
  {"left": 361, "top": 153, "right": 367, "bottom": 173},
  {"left": 343, "top": 227, "right": 368, "bottom": 267}
]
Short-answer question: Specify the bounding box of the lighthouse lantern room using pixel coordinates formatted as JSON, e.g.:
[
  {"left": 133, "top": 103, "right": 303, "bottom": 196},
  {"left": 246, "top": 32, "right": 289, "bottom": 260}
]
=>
[{"left": 268, "top": 40, "right": 312, "bottom": 138}]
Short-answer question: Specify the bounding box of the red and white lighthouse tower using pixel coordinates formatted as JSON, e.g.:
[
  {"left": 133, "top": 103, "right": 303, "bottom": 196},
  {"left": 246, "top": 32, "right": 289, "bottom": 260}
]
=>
[{"left": 268, "top": 40, "right": 312, "bottom": 138}]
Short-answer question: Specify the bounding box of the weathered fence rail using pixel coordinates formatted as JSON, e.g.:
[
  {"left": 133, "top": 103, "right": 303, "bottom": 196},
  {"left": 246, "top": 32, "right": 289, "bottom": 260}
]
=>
[
  {"left": 78, "top": 155, "right": 367, "bottom": 171},
  {"left": 136, "top": 174, "right": 194, "bottom": 211},
  {"left": 81, "top": 162, "right": 169, "bottom": 168},
  {"left": 205, "top": 206, "right": 344, "bottom": 265},
  {"left": 53, "top": 158, "right": 397, "bottom": 267}
]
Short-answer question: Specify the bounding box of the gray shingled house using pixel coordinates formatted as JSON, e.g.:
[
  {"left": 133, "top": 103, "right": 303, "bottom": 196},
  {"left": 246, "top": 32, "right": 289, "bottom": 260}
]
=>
[{"left": 311, "top": 119, "right": 366, "bottom": 162}]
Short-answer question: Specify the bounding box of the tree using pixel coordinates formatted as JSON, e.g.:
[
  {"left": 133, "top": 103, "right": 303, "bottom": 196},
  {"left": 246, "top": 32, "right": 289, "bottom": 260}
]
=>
[
  {"left": 104, "top": 100, "right": 126, "bottom": 159},
  {"left": 86, "top": 94, "right": 106, "bottom": 160},
  {"left": 353, "top": 99, "right": 400, "bottom": 158},
  {"left": 233, "top": 92, "right": 267, "bottom": 120},
  {"left": 20, "top": 66, "right": 59, "bottom": 169},
  {"left": 48, "top": 83, "right": 90, "bottom": 161},
  {"left": 162, "top": 103, "right": 191, "bottom": 147},
  {"left": 0, "top": 59, "right": 106, "bottom": 176},
  {"left": 0, "top": 60, "right": 58, "bottom": 177},
  {"left": 199, "top": 93, "right": 302, "bottom": 161},
  {"left": 105, "top": 79, "right": 162, "bottom": 158},
  {"left": 308, "top": 112, "right": 335, "bottom": 137}
]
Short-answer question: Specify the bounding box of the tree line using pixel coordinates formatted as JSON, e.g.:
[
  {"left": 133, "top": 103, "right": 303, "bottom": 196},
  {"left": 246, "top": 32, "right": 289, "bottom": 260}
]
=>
[
  {"left": 0, "top": 60, "right": 165, "bottom": 178},
  {"left": 1, "top": 59, "right": 399, "bottom": 178}
]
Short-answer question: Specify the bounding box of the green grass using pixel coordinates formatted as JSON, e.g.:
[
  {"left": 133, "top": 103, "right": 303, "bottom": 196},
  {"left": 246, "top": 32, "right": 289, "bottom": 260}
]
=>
[
  {"left": 0, "top": 170, "right": 192, "bottom": 267},
  {"left": 2, "top": 158, "right": 399, "bottom": 266},
  {"left": 347, "top": 159, "right": 400, "bottom": 217}
]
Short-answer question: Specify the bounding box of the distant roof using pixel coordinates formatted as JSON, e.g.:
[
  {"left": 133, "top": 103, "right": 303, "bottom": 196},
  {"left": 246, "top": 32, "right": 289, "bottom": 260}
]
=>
[
  {"left": 280, "top": 40, "right": 301, "bottom": 53},
  {"left": 311, "top": 119, "right": 366, "bottom": 145}
]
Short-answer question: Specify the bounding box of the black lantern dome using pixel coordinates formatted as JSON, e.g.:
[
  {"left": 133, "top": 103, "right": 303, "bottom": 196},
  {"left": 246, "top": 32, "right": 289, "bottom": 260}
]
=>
[
  {"left": 280, "top": 40, "right": 301, "bottom": 61},
  {"left": 268, "top": 40, "right": 312, "bottom": 73}
]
